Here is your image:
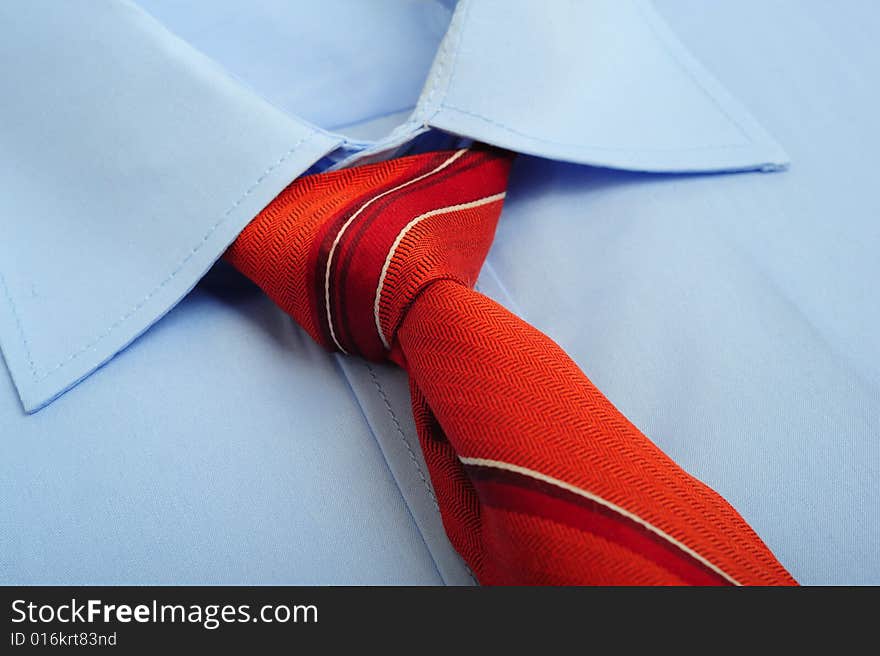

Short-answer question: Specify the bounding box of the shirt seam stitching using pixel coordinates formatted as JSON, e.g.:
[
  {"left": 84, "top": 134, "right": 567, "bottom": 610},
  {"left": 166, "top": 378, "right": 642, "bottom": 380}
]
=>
[
  {"left": 435, "top": 104, "right": 755, "bottom": 153},
  {"left": 365, "top": 363, "right": 440, "bottom": 513},
  {"left": 433, "top": 0, "right": 760, "bottom": 154},
  {"left": 332, "top": 356, "right": 450, "bottom": 585},
  {"left": 420, "top": 0, "right": 472, "bottom": 125},
  {"left": 1, "top": 130, "right": 319, "bottom": 383},
  {"left": 361, "top": 360, "right": 478, "bottom": 586}
]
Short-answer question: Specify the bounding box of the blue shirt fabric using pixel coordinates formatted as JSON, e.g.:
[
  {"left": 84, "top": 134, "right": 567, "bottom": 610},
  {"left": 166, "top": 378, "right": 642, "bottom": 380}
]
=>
[{"left": 1, "top": 0, "right": 877, "bottom": 584}]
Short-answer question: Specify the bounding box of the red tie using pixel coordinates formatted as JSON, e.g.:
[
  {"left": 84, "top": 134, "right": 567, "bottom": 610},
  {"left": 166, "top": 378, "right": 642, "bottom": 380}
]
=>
[{"left": 226, "top": 146, "right": 796, "bottom": 585}]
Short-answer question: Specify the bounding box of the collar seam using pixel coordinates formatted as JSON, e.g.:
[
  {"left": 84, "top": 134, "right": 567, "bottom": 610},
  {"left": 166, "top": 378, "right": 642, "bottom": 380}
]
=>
[{"left": 2, "top": 130, "right": 321, "bottom": 383}]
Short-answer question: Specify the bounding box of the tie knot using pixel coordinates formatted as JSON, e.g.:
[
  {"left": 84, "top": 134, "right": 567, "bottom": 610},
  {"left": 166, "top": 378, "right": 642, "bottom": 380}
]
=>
[{"left": 227, "top": 146, "right": 513, "bottom": 360}]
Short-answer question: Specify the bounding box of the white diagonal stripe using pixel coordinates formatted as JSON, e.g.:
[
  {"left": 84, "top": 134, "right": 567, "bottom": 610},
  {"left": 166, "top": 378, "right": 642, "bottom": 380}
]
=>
[
  {"left": 458, "top": 455, "right": 742, "bottom": 586},
  {"left": 373, "top": 192, "right": 506, "bottom": 349},
  {"left": 323, "top": 148, "right": 468, "bottom": 353}
]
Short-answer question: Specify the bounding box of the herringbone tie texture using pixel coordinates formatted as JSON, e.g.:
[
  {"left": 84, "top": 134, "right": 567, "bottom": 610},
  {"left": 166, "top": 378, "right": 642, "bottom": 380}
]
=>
[{"left": 226, "top": 146, "right": 797, "bottom": 585}]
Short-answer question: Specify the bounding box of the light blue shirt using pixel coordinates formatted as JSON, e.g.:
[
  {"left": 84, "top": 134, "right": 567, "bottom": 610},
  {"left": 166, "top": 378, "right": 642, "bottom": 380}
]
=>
[{"left": 1, "top": 0, "right": 877, "bottom": 584}]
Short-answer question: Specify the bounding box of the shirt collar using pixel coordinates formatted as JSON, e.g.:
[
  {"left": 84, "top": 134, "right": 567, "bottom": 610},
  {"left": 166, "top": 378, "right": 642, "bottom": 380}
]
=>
[{"left": 0, "top": 0, "right": 787, "bottom": 412}]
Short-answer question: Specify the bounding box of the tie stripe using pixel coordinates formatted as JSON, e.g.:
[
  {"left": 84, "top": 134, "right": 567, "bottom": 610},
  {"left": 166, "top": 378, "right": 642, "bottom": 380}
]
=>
[
  {"left": 312, "top": 147, "right": 507, "bottom": 360},
  {"left": 323, "top": 148, "right": 469, "bottom": 353},
  {"left": 460, "top": 457, "right": 739, "bottom": 586},
  {"left": 226, "top": 146, "right": 797, "bottom": 586},
  {"left": 373, "top": 191, "right": 507, "bottom": 349},
  {"left": 397, "top": 277, "right": 795, "bottom": 584}
]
